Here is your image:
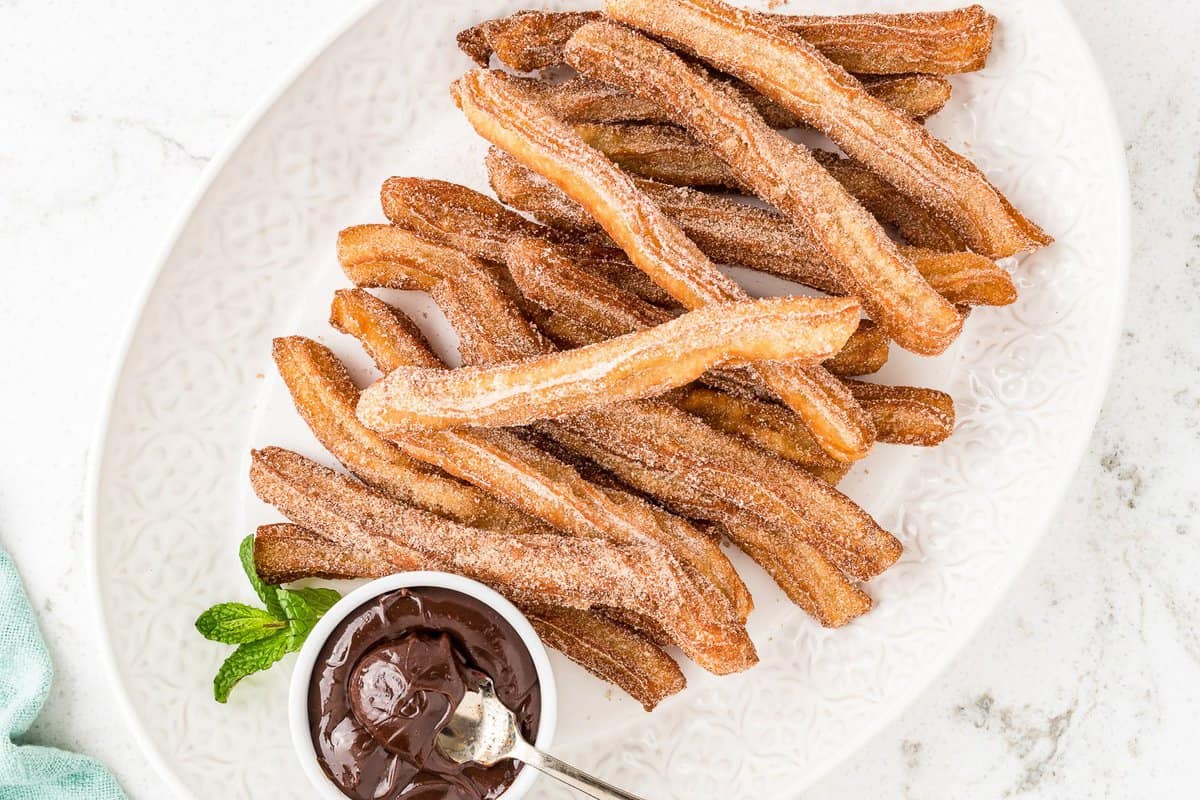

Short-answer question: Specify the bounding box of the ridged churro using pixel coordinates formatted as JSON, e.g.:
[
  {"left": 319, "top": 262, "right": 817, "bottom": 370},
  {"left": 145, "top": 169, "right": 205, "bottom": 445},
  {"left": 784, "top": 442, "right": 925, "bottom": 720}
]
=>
[
  {"left": 776, "top": 5, "right": 996, "bottom": 76},
  {"left": 502, "top": 233, "right": 889, "bottom": 376},
  {"left": 356, "top": 294, "right": 861, "bottom": 433},
  {"left": 379, "top": 176, "right": 676, "bottom": 308},
  {"left": 451, "top": 68, "right": 875, "bottom": 462},
  {"left": 489, "top": 148, "right": 1016, "bottom": 307},
  {"left": 523, "top": 72, "right": 950, "bottom": 129},
  {"left": 422, "top": 274, "right": 894, "bottom": 620},
  {"left": 505, "top": 236, "right": 954, "bottom": 450},
  {"left": 254, "top": 523, "right": 687, "bottom": 710},
  {"left": 574, "top": 122, "right": 736, "bottom": 189},
  {"left": 813, "top": 150, "right": 968, "bottom": 251},
  {"left": 271, "top": 333, "right": 550, "bottom": 536},
  {"left": 521, "top": 605, "right": 686, "bottom": 711},
  {"left": 564, "top": 22, "right": 963, "bottom": 354},
  {"left": 254, "top": 522, "right": 391, "bottom": 584},
  {"left": 599, "top": 0, "right": 1050, "bottom": 258},
  {"left": 250, "top": 446, "right": 756, "bottom": 674},
  {"left": 331, "top": 289, "right": 751, "bottom": 618},
  {"left": 844, "top": 380, "right": 955, "bottom": 447},
  {"left": 457, "top": 7, "right": 994, "bottom": 75}
]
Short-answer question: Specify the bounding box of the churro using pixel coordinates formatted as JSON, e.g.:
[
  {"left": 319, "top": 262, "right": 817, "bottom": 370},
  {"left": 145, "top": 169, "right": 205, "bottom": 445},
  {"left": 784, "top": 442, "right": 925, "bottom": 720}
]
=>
[
  {"left": 564, "top": 22, "right": 964, "bottom": 354},
  {"left": 845, "top": 380, "right": 955, "bottom": 447},
  {"left": 251, "top": 447, "right": 756, "bottom": 674},
  {"left": 503, "top": 233, "right": 888, "bottom": 376},
  {"left": 505, "top": 237, "right": 954, "bottom": 449},
  {"left": 813, "top": 150, "right": 968, "bottom": 251},
  {"left": 524, "top": 72, "right": 950, "bottom": 129},
  {"left": 379, "top": 176, "right": 676, "bottom": 308},
  {"left": 356, "top": 294, "right": 861, "bottom": 433},
  {"left": 331, "top": 289, "right": 751, "bottom": 618},
  {"left": 489, "top": 149, "right": 1016, "bottom": 307},
  {"left": 451, "top": 68, "right": 875, "bottom": 461},
  {"left": 271, "top": 333, "right": 550, "bottom": 536},
  {"left": 423, "top": 275, "right": 895, "bottom": 619},
  {"left": 254, "top": 526, "right": 686, "bottom": 712},
  {"left": 457, "top": 7, "right": 994, "bottom": 75},
  {"left": 521, "top": 605, "right": 686, "bottom": 712},
  {"left": 776, "top": 5, "right": 996, "bottom": 75},
  {"left": 574, "top": 123, "right": 736, "bottom": 189},
  {"left": 253, "top": 522, "right": 391, "bottom": 584},
  {"left": 599, "top": 0, "right": 1050, "bottom": 258},
  {"left": 337, "top": 224, "right": 554, "bottom": 358},
  {"left": 858, "top": 74, "right": 952, "bottom": 120}
]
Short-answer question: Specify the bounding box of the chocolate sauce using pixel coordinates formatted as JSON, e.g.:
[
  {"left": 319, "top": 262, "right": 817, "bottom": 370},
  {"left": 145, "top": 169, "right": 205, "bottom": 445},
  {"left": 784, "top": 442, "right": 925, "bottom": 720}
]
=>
[{"left": 309, "top": 587, "right": 541, "bottom": 800}]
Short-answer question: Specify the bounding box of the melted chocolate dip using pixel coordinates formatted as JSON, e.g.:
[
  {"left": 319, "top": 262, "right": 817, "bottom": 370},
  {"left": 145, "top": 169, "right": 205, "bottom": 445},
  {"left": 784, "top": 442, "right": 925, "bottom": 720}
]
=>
[{"left": 309, "top": 587, "right": 542, "bottom": 800}]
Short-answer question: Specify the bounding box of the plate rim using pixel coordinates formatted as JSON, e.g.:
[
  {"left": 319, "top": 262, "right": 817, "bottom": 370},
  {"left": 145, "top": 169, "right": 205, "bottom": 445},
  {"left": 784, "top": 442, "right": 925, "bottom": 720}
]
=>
[
  {"left": 83, "top": 1, "right": 1131, "bottom": 796},
  {"left": 82, "top": 2, "right": 384, "bottom": 796}
]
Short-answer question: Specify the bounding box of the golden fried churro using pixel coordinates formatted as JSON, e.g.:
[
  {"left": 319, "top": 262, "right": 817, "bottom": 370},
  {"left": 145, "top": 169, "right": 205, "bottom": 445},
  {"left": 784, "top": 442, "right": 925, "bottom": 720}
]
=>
[
  {"left": 522, "top": 605, "right": 686, "bottom": 711},
  {"left": 503, "top": 234, "right": 888, "bottom": 376},
  {"left": 251, "top": 446, "right": 757, "bottom": 674},
  {"left": 812, "top": 150, "right": 968, "bottom": 251},
  {"left": 845, "top": 380, "right": 955, "bottom": 447},
  {"left": 826, "top": 321, "right": 889, "bottom": 376},
  {"left": 564, "top": 23, "right": 963, "bottom": 355},
  {"left": 599, "top": 0, "right": 1050, "bottom": 258},
  {"left": 331, "top": 289, "right": 751, "bottom": 617},
  {"left": 337, "top": 224, "right": 554, "bottom": 358},
  {"left": 489, "top": 148, "right": 1017, "bottom": 308},
  {"left": 271, "top": 333, "right": 550, "bottom": 536},
  {"left": 356, "top": 294, "right": 861, "bottom": 433},
  {"left": 253, "top": 523, "right": 686, "bottom": 710},
  {"left": 525, "top": 72, "right": 950, "bottom": 128},
  {"left": 458, "top": 10, "right": 604, "bottom": 72},
  {"left": 504, "top": 238, "right": 952, "bottom": 449},
  {"left": 424, "top": 277, "right": 893, "bottom": 621},
  {"left": 451, "top": 68, "right": 874, "bottom": 462},
  {"left": 254, "top": 523, "right": 390, "bottom": 584},
  {"left": 458, "top": 7, "right": 994, "bottom": 75},
  {"left": 544, "top": 403, "right": 897, "bottom": 585},
  {"left": 779, "top": 5, "right": 996, "bottom": 76},
  {"left": 666, "top": 387, "right": 849, "bottom": 482},
  {"left": 379, "top": 176, "right": 676, "bottom": 308},
  {"left": 328, "top": 288, "right": 443, "bottom": 370},
  {"left": 574, "top": 123, "right": 736, "bottom": 189},
  {"left": 858, "top": 74, "right": 952, "bottom": 121}
]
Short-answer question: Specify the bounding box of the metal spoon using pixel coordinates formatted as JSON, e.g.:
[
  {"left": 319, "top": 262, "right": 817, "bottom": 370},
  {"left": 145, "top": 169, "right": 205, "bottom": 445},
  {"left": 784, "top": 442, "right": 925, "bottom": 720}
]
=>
[{"left": 437, "top": 677, "right": 648, "bottom": 800}]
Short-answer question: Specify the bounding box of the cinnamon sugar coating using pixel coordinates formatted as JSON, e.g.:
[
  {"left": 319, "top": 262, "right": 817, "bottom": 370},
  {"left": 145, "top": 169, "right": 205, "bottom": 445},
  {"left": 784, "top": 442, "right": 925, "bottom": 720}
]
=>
[
  {"left": 330, "top": 289, "right": 751, "bottom": 619},
  {"left": 451, "top": 68, "right": 875, "bottom": 462},
  {"left": 457, "top": 7, "right": 994, "bottom": 75},
  {"left": 599, "top": 0, "right": 1049, "bottom": 258},
  {"left": 250, "top": 446, "right": 756, "bottom": 674},
  {"left": 488, "top": 148, "right": 1015, "bottom": 308},
  {"left": 355, "top": 294, "right": 862, "bottom": 432},
  {"left": 254, "top": 523, "right": 688, "bottom": 710},
  {"left": 564, "top": 22, "right": 963, "bottom": 354}
]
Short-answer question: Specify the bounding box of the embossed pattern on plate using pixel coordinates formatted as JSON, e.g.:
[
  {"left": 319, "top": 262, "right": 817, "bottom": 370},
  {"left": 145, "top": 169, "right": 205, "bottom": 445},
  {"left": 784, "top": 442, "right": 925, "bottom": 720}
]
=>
[{"left": 88, "top": 1, "right": 1128, "bottom": 798}]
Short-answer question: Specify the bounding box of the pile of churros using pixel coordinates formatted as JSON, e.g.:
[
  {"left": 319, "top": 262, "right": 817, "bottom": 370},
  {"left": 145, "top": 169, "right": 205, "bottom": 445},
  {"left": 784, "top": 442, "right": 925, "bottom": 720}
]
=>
[{"left": 248, "top": 0, "right": 1049, "bottom": 711}]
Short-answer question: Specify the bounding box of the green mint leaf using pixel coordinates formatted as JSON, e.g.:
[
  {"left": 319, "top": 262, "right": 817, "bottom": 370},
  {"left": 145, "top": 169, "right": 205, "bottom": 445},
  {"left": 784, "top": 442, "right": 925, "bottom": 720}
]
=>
[
  {"left": 195, "top": 602, "right": 286, "bottom": 644},
  {"left": 277, "top": 586, "right": 342, "bottom": 652},
  {"left": 213, "top": 632, "right": 291, "bottom": 703},
  {"left": 239, "top": 534, "right": 284, "bottom": 618},
  {"left": 288, "top": 587, "right": 341, "bottom": 617},
  {"left": 277, "top": 589, "right": 318, "bottom": 629}
]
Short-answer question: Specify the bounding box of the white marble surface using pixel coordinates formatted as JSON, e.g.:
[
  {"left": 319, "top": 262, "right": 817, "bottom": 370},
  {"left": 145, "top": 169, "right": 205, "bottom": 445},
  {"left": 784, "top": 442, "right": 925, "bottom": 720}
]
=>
[{"left": 0, "top": 1, "right": 1195, "bottom": 797}]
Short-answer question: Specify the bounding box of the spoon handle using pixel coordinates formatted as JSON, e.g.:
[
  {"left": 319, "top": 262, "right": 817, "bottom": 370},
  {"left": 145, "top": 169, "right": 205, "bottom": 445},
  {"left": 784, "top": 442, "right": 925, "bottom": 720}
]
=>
[{"left": 512, "top": 740, "right": 648, "bottom": 800}]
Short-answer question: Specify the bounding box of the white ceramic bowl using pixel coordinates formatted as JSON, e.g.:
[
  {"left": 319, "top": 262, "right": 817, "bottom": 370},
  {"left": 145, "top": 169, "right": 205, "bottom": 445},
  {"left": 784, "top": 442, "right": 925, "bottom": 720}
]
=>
[{"left": 288, "top": 571, "right": 558, "bottom": 800}]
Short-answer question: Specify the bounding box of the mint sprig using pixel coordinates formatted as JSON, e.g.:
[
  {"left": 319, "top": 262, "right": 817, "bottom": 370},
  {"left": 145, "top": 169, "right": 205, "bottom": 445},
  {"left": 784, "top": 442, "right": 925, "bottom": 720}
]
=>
[{"left": 196, "top": 535, "right": 342, "bottom": 703}]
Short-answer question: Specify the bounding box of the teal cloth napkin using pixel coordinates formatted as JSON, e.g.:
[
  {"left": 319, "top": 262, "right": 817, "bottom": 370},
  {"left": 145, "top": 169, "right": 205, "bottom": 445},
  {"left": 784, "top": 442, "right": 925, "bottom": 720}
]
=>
[{"left": 0, "top": 548, "right": 128, "bottom": 800}]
